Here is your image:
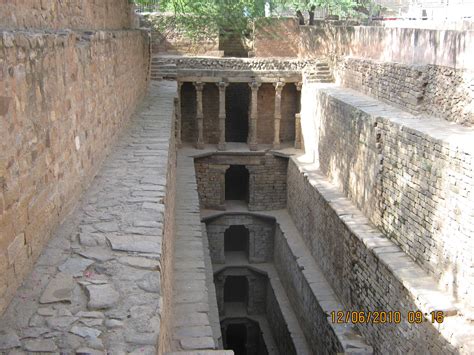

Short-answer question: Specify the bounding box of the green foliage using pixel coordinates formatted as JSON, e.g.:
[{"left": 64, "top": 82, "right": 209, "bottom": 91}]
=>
[
  {"left": 144, "top": 0, "right": 266, "bottom": 40},
  {"left": 276, "top": 0, "right": 358, "bottom": 17}
]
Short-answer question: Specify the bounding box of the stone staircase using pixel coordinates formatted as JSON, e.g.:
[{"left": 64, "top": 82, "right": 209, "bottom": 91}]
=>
[
  {"left": 151, "top": 57, "right": 177, "bottom": 80},
  {"left": 304, "top": 62, "right": 334, "bottom": 83}
]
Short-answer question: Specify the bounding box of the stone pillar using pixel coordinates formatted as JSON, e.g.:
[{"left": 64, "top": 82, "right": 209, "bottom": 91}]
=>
[
  {"left": 194, "top": 82, "right": 205, "bottom": 149},
  {"left": 176, "top": 81, "right": 183, "bottom": 147},
  {"left": 248, "top": 81, "right": 261, "bottom": 151},
  {"left": 295, "top": 82, "right": 303, "bottom": 149},
  {"left": 217, "top": 81, "right": 228, "bottom": 150},
  {"left": 273, "top": 81, "right": 285, "bottom": 149}
]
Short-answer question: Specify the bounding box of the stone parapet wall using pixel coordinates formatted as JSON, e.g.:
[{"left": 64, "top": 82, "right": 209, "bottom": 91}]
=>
[
  {"left": 286, "top": 159, "right": 468, "bottom": 353},
  {"left": 0, "top": 29, "right": 150, "bottom": 314},
  {"left": 158, "top": 92, "right": 178, "bottom": 353},
  {"left": 272, "top": 218, "right": 370, "bottom": 354},
  {"left": 297, "top": 24, "right": 474, "bottom": 70},
  {"left": 302, "top": 85, "right": 474, "bottom": 309},
  {"left": 335, "top": 57, "right": 474, "bottom": 125},
  {"left": 0, "top": 0, "right": 133, "bottom": 30}
]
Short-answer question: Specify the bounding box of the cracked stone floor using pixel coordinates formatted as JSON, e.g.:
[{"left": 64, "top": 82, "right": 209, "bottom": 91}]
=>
[{"left": 0, "top": 81, "right": 176, "bottom": 354}]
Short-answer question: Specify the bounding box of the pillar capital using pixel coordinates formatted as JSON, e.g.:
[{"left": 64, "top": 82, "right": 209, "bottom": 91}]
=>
[
  {"left": 249, "top": 80, "right": 261, "bottom": 91},
  {"left": 193, "top": 81, "right": 205, "bottom": 92},
  {"left": 217, "top": 81, "right": 229, "bottom": 90},
  {"left": 273, "top": 81, "right": 285, "bottom": 92},
  {"left": 296, "top": 82, "right": 303, "bottom": 91}
]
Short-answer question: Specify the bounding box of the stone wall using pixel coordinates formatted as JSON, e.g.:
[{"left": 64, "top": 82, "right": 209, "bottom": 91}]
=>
[
  {"left": 335, "top": 57, "right": 474, "bottom": 125},
  {"left": 0, "top": 29, "right": 150, "bottom": 314},
  {"left": 0, "top": 0, "right": 133, "bottom": 30},
  {"left": 194, "top": 154, "right": 288, "bottom": 211},
  {"left": 297, "top": 24, "right": 474, "bottom": 70},
  {"left": 205, "top": 214, "right": 275, "bottom": 264},
  {"left": 214, "top": 267, "right": 268, "bottom": 316},
  {"left": 140, "top": 14, "right": 220, "bottom": 56},
  {"left": 273, "top": 226, "right": 345, "bottom": 354},
  {"left": 265, "top": 285, "right": 297, "bottom": 355},
  {"left": 302, "top": 85, "right": 474, "bottom": 310},
  {"left": 253, "top": 17, "right": 300, "bottom": 58},
  {"left": 158, "top": 96, "right": 178, "bottom": 353},
  {"left": 286, "top": 159, "right": 459, "bottom": 354}
]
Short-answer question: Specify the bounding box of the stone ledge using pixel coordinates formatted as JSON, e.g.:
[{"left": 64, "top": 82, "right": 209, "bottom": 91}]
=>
[{"left": 291, "top": 157, "right": 473, "bottom": 351}]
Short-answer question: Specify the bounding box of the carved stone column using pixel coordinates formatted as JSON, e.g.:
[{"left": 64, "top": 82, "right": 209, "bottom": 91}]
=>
[
  {"left": 194, "top": 82, "right": 205, "bottom": 149},
  {"left": 176, "top": 81, "right": 183, "bottom": 147},
  {"left": 248, "top": 81, "right": 261, "bottom": 151},
  {"left": 273, "top": 81, "right": 285, "bottom": 149},
  {"left": 295, "top": 82, "right": 303, "bottom": 149},
  {"left": 217, "top": 81, "right": 228, "bottom": 150}
]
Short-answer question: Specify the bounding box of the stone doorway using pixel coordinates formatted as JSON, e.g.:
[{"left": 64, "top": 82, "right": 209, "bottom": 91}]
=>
[
  {"left": 225, "top": 83, "right": 250, "bottom": 142},
  {"left": 224, "top": 225, "right": 250, "bottom": 261},
  {"left": 225, "top": 165, "right": 249, "bottom": 202},
  {"left": 225, "top": 323, "right": 248, "bottom": 355},
  {"left": 224, "top": 276, "right": 248, "bottom": 306}
]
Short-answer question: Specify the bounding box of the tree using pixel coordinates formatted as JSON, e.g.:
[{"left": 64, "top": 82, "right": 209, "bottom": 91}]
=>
[
  {"left": 275, "top": 0, "right": 359, "bottom": 23},
  {"left": 144, "top": 0, "right": 267, "bottom": 40}
]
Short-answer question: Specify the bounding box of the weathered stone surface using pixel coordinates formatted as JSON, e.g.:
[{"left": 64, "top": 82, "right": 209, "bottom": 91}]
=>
[
  {"left": 77, "top": 248, "right": 114, "bottom": 262},
  {"left": 58, "top": 257, "right": 95, "bottom": 277},
  {"left": 0, "top": 329, "right": 21, "bottom": 350},
  {"left": 23, "top": 339, "right": 57, "bottom": 352},
  {"left": 118, "top": 256, "right": 160, "bottom": 270},
  {"left": 70, "top": 325, "right": 102, "bottom": 339},
  {"left": 85, "top": 284, "right": 120, "bottom": 309},
  {"left": 180, "top": 337, "right": 215, "bottom": 350},
  {"left": 107, "top": 235, "right": 162, "bottom": 254},
  {"left": 40, "top": 273, "right": 74, "bottom": 304},
  {"left": 129, "top": 346, "right": 156, "bottom": 355},
  {"left": 137, "top": 273, "right": 161, "bottom": 294}
]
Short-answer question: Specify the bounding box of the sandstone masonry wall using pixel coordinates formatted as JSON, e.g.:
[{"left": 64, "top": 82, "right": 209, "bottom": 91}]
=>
[
  {"left": 0, "top": 0, "right": 133, "bottom": 30},
  {"left": 287, "top": 159, "right": 459, "bottom": 353},
  {"left": 140, "top": 14, "right": 220, "bottom": 56},
  {"left": 296, "top": 24, "right": 474, "bottom": 70},
  {"left": 194, "top": 154, "right": 288, "bottom": 211},
  {"left": 158, "top": 95, "right": 178, "bottom": 353},
  {"left": 0, "top": 29, "right": 150, "bottom": 314},
  {"left": 253, "top": 18, "right": 300, "bottom": 58},
  {"left": 205, "top": 214, "right": 275, "bottom": 264},
  {"left": 304, "top": 86, "right": 474, "bottom": 309},
  {"left": 335, "top": 57, "right": 474, "bottom": 125},
  {"left": 273, "top": 226, "right": 344, "bottom": 354}
]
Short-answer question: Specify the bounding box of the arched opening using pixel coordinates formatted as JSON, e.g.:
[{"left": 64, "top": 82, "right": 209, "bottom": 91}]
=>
[
  {"left": 226, "top": 84, "right": 249, "bottom": 143},
  {"left": 225, "top": 165, "right": 249, "bottom": 202},
  {"left": 224, "top": 276, "right": 248, "bottom": 306},
  {"left": 226, "top": 323, "right": 248, "bottom": 355},
  {"left": 224, "top": 225, "right": 249, "bottom": 261}
]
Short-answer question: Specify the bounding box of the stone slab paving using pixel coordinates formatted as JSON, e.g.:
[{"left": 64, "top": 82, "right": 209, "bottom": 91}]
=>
[
  {"left": 0, "top": 81, "right": 176, "bottom": 354},
  {"left": 170, "top": 152, "right": 218, "bottom": 353}
]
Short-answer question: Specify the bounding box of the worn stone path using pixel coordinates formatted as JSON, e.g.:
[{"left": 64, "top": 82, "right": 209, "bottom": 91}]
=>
[
  {"left": 169, "top": 152, "right": 219, "bottom": 353},
  {"left": 0, "top": 81, "right": 176, "bottom": 354}
]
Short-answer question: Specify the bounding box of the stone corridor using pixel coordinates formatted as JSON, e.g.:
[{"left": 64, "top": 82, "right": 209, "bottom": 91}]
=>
[{"left": 0, "top": 82, "right": 175, "bottom": 354}]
